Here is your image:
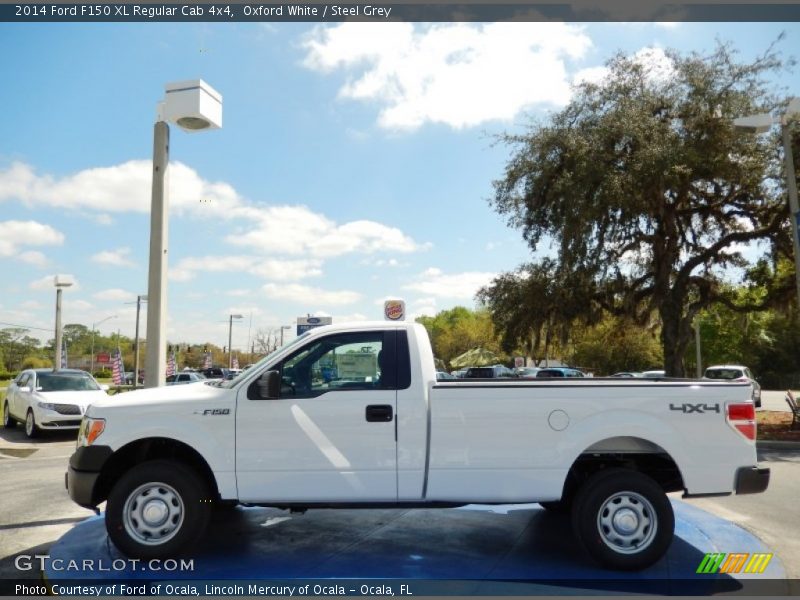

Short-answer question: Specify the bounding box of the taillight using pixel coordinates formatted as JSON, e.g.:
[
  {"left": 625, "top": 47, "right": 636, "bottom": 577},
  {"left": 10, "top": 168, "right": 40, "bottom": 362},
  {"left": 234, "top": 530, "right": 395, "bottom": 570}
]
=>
[{"left": 727, "top": 402, "right": 756, "bottom": 440}]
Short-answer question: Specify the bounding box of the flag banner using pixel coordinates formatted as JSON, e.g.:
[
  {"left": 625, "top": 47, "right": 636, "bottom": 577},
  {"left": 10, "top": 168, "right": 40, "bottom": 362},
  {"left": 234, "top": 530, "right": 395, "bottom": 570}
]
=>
[
  {"left": 232, "top": 356, "right": 239, "bottom": 370},
  {"left": 112, "top": 348, "right": 124, "bottom": 386},
  {"left": 166, "top": 352, "right": 177, "bottom": 378},
  {"left": 203, "top": 352, "right": 212, "bottom": 369},
  {"left": 61, "top": 340, "right": 67, "bottom": 368}
]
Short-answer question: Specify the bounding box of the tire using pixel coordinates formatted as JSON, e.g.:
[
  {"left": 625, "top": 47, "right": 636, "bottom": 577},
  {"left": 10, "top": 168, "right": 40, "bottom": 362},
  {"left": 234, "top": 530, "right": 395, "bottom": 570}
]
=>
[
  {"left": 571, "top": 468, "right": 674, "bottom": 571},
  {"left": 24, "top": 409, "right": 39, "bottom": 439},
  {"left": 3, "top": 402, "right": 15, "bottom": 429},
  {"left": 105, "top": 460, "right": 212, "bottom": 559}
]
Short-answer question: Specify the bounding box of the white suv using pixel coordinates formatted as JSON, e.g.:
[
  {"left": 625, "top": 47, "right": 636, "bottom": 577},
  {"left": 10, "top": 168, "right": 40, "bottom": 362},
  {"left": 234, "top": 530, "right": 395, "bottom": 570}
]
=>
[{"left": 703, "top": 365, "right": 761, "bottom": 408}]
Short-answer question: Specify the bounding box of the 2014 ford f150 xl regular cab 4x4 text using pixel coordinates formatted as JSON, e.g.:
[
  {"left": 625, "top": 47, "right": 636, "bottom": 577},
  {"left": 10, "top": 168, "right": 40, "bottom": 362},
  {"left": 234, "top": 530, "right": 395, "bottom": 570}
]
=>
[{"left": 66, "top": 321, "right": 769, "bottom": 570}]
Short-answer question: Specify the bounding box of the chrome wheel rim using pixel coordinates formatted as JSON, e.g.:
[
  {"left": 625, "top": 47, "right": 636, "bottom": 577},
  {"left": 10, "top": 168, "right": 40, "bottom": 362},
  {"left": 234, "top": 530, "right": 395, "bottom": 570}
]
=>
[
  {"left": 25, "top": 411, "right": 34, "bottom": 436},
  {"left": 597, "top": 491, "right": 657, "bottom": 554},
  {"left": 122, "top": 482, "right": 184, "bottom": 545}
]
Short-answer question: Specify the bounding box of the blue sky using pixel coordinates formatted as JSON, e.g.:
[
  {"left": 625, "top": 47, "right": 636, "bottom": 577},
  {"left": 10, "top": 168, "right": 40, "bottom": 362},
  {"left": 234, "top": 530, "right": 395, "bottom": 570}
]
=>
[{"left": 1, "top": 21, "right": 799, "bottom": 352}]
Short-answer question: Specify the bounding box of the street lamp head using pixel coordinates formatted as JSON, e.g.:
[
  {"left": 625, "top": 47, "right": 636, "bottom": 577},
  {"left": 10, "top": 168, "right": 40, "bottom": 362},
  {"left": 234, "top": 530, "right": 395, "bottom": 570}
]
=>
[
  {"left": 231, "top": 314, "right": 244, "bottom": 320},
  {"left": 158, "top": 79, "right": 222, "bottom": 133},
  {"left": 733, "top": 112, "right": 774, "bottom": 134},
  {"left": 54, "top": 274, "right": 74, "bottom": 288}
]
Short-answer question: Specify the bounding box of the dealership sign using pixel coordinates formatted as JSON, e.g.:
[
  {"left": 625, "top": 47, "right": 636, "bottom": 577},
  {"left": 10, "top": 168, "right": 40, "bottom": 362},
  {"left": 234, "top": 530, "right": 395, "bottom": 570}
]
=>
[
  {"left": 96, "top": 353, "right": 110, "bottom": 364},
  {"left": 297, "top": 316, "right": 332, "bottom": 335}
]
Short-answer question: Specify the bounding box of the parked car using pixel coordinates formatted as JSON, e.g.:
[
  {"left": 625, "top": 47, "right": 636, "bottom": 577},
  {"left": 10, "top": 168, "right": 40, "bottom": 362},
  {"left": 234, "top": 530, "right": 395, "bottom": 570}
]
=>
[
  {"left": 610, "top": 372, "right": 643, "bottom": 378},
  {"left": 515, "top": 366, "right": 541, "bottom": 378},
  {"left": 703, "top": 365, "right": 762, "bottom": 408},
  {"left": 123, "top": 371, "right": 144, "bottom": 385},
  {"left": 3, "top": 369, "right": 109, "bottom": 438},
  {"left": 436, "top": 371, "right": 456, "bottom": 380},
  {"left": 199, "top": 367, "right": 225, "bottom": 380},
  {"left": 166, "top": 372, "right": 207, "bottom": 385},
  {"left": 464, "top": 365, "right": 518, "bottom": 378},
  {"left": 536, "top": 367, "right": 586, "bottom": 378},
  {"left": 641, "top": 370, "right": 667, "bottom": 378}
]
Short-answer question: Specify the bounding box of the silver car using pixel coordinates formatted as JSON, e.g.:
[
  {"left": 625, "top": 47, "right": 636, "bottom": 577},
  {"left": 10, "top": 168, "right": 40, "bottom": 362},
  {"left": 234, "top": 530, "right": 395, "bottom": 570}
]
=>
[
  {"left": 3, "top": 369, "right": 110, "bottom": 438},
  {"left": 703, "top": 365, "right": 762, "bottom": 408}
]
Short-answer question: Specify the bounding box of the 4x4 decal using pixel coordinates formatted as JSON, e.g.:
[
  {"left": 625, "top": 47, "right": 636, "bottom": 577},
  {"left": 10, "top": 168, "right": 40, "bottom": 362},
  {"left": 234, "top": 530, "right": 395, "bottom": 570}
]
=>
[{"left": 669, "top": 403, "right": 720, "bottom": 414}]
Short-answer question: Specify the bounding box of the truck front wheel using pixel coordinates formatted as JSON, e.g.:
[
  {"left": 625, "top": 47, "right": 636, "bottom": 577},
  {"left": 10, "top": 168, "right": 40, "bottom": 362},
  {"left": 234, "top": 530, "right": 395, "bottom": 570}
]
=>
[
  {"left": 105, "top": 460, "right": 211, "bottom": 559},
  {"left": 571, "top": 468, "right": 674, "bottom": 571}
]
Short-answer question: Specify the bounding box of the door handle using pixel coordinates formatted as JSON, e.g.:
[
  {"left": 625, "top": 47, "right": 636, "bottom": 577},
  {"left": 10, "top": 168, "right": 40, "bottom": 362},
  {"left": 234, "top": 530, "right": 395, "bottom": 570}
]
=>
[{"left": 365, "top": 404, "right": 393, "bottom": 422}]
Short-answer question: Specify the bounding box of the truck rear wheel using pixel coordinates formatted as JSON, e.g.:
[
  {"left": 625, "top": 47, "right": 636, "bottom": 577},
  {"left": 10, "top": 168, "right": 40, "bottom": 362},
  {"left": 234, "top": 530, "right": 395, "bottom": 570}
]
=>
[
  {"left": 105, "top": 460, "right": 211, "bottom": 559},
  {"left": 571, "top": 468, "right": 674, "bottom": 571}
]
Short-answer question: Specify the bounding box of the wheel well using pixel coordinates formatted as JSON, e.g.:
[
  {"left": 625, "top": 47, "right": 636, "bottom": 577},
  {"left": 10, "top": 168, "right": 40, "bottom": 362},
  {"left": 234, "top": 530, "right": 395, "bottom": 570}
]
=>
[
  {"left": 560, "top": 444, "right": 684, "bottom": 501},
  {"left": 94, "top": 438, "right": 218, "bottom": 505}
]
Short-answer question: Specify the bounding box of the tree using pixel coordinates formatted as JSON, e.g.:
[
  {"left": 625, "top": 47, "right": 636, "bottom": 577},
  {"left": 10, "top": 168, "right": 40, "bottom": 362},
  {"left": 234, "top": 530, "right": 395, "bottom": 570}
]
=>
[
  {"left": 416, "top": 307, "right": 503, "bottom": 366},
  {"left": 484, "top": 42, "right": 796, "bottom": 376}
]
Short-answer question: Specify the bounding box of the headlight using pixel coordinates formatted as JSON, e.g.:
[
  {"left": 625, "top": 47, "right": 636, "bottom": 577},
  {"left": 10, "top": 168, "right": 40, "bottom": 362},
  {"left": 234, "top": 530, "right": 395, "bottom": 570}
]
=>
[
  {"left": 77, "top": 417, "right": 105, "bottom": 447},
  {"left": 37, "top": 402, "right": 56, "bottom": 411}
]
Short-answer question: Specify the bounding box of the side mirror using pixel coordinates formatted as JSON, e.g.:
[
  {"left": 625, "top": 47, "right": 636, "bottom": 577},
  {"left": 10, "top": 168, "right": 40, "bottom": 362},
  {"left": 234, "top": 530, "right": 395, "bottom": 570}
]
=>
[
  {"left": 18, "top": 386, "right": 31, "bottom": 393},
  {"left": 257, "top": 370, "right": 281, "bottom": 399},
  {"left": 100, "top": 384, "right": 110, "bottom": 391}
]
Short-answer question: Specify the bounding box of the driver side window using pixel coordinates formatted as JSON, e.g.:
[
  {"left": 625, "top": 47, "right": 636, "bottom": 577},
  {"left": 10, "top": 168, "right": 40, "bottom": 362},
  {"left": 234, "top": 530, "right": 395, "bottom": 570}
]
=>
[{"left": 277, "top": 331, "right": 387, "bottom": 400}]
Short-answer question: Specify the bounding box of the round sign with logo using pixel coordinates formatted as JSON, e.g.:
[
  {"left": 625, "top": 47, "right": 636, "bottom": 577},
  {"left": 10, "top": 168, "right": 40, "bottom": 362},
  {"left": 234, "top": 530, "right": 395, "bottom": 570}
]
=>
[{"left": 384, "top": 300, "right": 405, "bottom": 321}]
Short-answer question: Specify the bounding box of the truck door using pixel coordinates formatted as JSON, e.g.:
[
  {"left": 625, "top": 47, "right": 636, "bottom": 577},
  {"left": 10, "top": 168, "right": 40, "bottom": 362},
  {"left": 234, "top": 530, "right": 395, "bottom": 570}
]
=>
[{"left": 236, "top": 330, "right": 399, "bottom": 502}]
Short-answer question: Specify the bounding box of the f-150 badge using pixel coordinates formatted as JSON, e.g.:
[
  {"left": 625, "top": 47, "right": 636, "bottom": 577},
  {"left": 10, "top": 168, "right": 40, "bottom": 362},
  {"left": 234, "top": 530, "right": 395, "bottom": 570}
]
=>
[
  {"left": 669, "top": 403, "right": 720, "bottom": 414},
  {"left": 194, "top": 408, "right": 230, "bottom": 415}
]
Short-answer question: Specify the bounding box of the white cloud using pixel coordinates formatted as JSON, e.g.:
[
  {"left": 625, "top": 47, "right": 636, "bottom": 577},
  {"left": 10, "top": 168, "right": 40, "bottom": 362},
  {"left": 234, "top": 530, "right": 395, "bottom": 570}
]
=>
[
  {"left": 30, "top": 274, "right": 80, "bottom": 291},
  {"left": 18, "top": 250, "right": 49, "bottom": 268},
  {"left": 0, "top": 160, "right": 243, "bottom": 217},
  {"left": 573, "top": 46, "right": 675, "bottom": 88},
  {"left": 171, "top": 255, "right": 323, "bottom": 281},
  {"left": 226, "top": 207, "right": 424, "bottom": 258},
  {"left": 91, "top": 247, "right": 136, "bottom": 268},
  {"left": 0, "top": 162, "right": 426, "bottom": 261},
  {"left": 262, "top": 283, "right": 362, "bottom": 306},
  {"left": 0, "top": 220, "right": 64, "bottom": 257},
  {"left": 20, "top": 300, "right": 42, "bottom": 310},
  {"left": 403, "top": 268, "right": 496, "bottom": 300},
  {"left": 93, "top": 288, "right": 135, "bottom": 302},
  {"left": 301, "top": 22, "right": 592, "bottom": 130}
]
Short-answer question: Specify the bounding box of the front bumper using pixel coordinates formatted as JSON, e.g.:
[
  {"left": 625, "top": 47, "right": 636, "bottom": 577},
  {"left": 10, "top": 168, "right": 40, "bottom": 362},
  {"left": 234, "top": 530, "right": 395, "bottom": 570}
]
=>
[
  {"left": 735, "top": 466, "right": 770, "bottom": 495},
  {"left": 65, "top": 445, "right": 113, "bottom": 508}
]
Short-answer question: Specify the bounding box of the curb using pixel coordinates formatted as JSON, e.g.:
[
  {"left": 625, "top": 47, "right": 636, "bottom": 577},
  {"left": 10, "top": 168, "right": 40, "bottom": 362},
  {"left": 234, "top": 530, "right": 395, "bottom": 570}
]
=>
[{"left": 756, "top": 440, "right": 800, "bottom": 450}]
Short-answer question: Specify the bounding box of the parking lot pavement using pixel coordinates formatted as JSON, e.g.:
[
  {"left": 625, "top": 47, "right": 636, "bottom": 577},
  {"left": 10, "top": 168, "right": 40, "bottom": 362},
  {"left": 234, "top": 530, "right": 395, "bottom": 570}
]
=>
[
  {"left": 759, "top": 390, "right": 792, "bottom": 412},
  {"left": 0, "top": 427, "right": 96, "bottom": 581}
]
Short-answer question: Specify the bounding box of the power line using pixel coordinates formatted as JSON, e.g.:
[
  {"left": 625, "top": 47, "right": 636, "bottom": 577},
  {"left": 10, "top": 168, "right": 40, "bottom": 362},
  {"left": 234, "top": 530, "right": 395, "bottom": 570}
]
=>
[{"left": 0, "top": 320, "right": 52, "bottom": 333}]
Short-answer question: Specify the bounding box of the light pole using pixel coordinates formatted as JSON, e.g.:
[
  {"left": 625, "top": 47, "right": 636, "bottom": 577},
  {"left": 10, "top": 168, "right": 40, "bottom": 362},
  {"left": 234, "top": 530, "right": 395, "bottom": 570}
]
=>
[
  {"left": 228, "top": 314, "right": 243, "bottom": 368},
  {"left": 53, "top": 275, "right": 74, "bottom": 370},
  {"left": 90, "top": 315, "right": 117, "bottom": 375},
  {"left": 134, "top": 295, "right": 147, "bottom": 388},
  {"left": 734, "top": 97, "right": 800, "bottom": 309},
  {"left": 145, "top": 80, "right": 222, "bottom": 388}
]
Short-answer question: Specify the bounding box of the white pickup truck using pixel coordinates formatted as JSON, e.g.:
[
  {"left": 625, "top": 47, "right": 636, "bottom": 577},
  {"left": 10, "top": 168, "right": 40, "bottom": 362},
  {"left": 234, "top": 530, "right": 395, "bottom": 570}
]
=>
[{"left": 66, "top": 321, "right": 768, "bottom": 570}]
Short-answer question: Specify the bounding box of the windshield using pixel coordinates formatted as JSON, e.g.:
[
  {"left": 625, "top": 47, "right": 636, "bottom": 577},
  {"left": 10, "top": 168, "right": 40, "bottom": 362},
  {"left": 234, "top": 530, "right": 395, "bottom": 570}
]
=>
[
  {"left": 218, "top": 331, "right": 312, "bottom": 389},
  {"left": 37, "top": 372, "right": 100, "bottom": 392},
  {"left": 705, "top": 368, "right": 744, "bottom": 380}
]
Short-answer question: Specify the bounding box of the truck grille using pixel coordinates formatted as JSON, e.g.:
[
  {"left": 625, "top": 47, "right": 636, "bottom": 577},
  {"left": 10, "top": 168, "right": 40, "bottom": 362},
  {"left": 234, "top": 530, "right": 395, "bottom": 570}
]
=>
[{"left": 52, "top": 404, "right": 81, "bottom": 415}]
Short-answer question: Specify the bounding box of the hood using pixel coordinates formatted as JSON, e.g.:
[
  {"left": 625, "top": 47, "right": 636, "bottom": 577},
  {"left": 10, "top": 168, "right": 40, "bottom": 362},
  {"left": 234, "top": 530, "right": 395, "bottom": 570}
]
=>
[
  {"left": 89, "top": 380, "right": 227, "bottom": 410},
  {"left": 35, "top": 390, "right": 109, "bottom": 407}
]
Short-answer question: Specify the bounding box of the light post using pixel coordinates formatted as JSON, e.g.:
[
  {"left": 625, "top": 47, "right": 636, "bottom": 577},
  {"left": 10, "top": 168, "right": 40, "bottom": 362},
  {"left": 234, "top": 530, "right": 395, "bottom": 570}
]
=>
[
  {"left": 145, "top": 80, "right": 222, "bottom": 388},
  {"left": 280, "top": 325, "right": 291, "bottom": 347},
  {"left": 134, "top": 295, "right": 147, "bottom": 388},
  {"left": 228, "top": 314, "right": 243, "bottom": 368},
  {"left": 90, "top": 314, "right": 117, "bottom": 375},
  {"left": 734, "top": 97, "right": 800, "bottom": 309},
  {"left": 53, "top": 275, "right": 74, "bottom": 370}
]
